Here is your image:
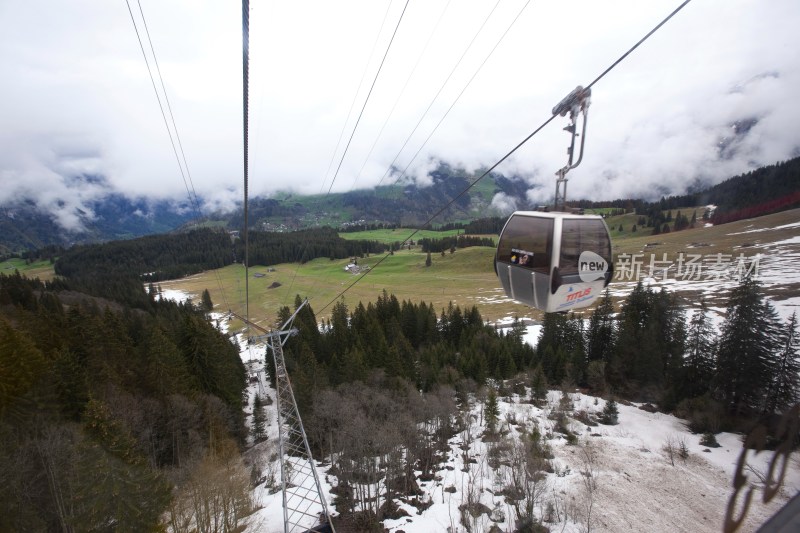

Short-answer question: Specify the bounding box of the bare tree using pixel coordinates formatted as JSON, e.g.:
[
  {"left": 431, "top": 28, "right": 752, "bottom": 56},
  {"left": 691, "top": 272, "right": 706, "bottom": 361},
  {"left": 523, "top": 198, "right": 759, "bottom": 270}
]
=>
[
  {"left": 663, "top": 435, "right": 677, "bottom": 467},
  {"left": 460, "top": 454, "right": 490, "bottom": 533},
  {"left": 578, "top": 441, "right": 599, "bottom": 533},
  {"left": 172, "top": 441, "right": 252, "bottom": 533}
]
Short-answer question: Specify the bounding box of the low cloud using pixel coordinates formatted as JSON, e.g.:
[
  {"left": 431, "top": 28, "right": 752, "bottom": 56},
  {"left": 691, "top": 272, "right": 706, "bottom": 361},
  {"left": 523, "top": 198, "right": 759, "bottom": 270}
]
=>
[{"left": 490, "top": 192, "right": 517, "bottom": 215}]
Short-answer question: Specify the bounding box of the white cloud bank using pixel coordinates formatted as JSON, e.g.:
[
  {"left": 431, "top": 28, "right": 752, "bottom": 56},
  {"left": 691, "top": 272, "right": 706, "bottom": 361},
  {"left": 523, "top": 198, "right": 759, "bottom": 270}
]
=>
[{"left": 1, "top": 0, "right": 798, "bottom": 226}]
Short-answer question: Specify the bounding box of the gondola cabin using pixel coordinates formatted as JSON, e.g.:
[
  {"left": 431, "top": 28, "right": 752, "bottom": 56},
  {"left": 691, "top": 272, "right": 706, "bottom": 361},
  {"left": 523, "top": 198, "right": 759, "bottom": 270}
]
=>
[{"left": 495, "top": 212, "right": 613, "bottom": 313}]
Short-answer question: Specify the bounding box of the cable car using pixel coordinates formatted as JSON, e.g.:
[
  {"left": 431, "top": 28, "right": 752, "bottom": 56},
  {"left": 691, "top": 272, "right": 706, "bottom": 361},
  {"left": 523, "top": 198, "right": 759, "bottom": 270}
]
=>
[{"left": 495, "top": 211, "right": 612, "bottom": 313}]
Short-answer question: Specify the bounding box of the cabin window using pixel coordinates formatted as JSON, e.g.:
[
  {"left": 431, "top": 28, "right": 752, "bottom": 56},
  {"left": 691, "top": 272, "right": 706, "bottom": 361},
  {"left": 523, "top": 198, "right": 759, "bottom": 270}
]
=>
[
  {"left": 497, "top": 215, "right": 553, "bottom": 274},
  {"left": 559, "top": 219, "right": 611, "bottom": 275}
]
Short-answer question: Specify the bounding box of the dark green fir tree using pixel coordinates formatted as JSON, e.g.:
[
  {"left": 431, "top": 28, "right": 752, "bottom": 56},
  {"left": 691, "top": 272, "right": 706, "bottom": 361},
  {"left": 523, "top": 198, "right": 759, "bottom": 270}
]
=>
[{"left": 714, "top": 277, "right": 781, "bottom": 416}]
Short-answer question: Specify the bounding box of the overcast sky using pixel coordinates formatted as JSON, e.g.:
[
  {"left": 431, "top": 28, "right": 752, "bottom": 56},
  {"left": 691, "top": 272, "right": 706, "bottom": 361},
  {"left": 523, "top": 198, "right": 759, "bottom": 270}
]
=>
[{"left": 1, "top": 0, "right": 799, "bottom": 228}]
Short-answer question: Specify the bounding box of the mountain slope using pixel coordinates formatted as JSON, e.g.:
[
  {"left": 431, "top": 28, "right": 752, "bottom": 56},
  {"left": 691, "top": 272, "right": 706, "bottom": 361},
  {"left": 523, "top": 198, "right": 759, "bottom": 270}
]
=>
[{"left": 0, "top": 194, "right": 196, "bottom": 253}]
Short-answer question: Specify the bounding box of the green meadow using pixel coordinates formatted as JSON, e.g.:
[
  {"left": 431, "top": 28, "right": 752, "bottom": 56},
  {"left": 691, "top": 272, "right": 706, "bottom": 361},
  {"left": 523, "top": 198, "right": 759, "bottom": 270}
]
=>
[
  {"left": 338, "top": 228, "right": 464, "bottom": 244},
  {"left": 156, "top": 245, "right": 516, "bottom": 329},
  {"left": 0, "top": 257, "right": 56, "bottom": 281}
]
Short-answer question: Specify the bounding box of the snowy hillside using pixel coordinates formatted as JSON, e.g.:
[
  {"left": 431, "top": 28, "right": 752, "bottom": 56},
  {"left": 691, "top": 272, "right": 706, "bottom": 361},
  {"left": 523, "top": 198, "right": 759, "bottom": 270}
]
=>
[{"left": 230, "top": 324, "right": 797, "bottom": 533}]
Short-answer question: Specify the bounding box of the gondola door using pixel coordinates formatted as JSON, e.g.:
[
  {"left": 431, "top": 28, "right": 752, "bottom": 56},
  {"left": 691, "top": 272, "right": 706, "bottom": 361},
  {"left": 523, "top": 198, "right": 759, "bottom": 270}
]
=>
[{"left": 544, "top": 216, "right": 612, "bottom": 312}]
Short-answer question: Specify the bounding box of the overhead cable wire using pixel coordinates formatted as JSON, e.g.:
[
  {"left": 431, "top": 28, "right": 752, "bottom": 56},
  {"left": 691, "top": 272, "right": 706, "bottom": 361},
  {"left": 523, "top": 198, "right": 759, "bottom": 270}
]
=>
[
  {"left": 320, "top": 0, "right": 395, "bottom": 194},
  {"left": 243, "top": 0, "right": 250, "bottom": 324},
  {"left": 124, "top": 0, "right": 194, "bottom": 208},
  {"left": 325, "top": 0, "right": 411, "bottom": 195},
  {"left": 125, "top": 0, "right": 231, "bottom": 311},
  {"left": 584, "top": 0, "right": 692, "bottom": 92},
  {"left": 349, "top": 0, "right": 454, "bottom": 190},
  {"left": 135, "top": 0, "right": 200, "bottom": 212},
  {"left": 391, "top": 0, "right": 531, "bottom": 187},
  {"left": 317, "top": 0, "right": 525, "bottom": 313},
  {"left": 278, "top": 0, "right": 410, "bottom": 310},
  {"left": 318, "top": 0, "right": 694, "bottom": 314},
  {"left": 284, "top": 1, "right": 455, "bottom": 313},
  {"left": 278, "top": 2, "right": 395, "bottom": 309},
  {"left": 375, "top": 0, "right": 502, "bottom": 188}
]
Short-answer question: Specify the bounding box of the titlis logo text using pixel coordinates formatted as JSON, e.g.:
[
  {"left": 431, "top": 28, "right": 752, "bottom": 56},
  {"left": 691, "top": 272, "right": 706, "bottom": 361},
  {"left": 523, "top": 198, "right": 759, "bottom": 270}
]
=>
[{"left": 578, "top": 251, "right": 608, "bottom": 283}]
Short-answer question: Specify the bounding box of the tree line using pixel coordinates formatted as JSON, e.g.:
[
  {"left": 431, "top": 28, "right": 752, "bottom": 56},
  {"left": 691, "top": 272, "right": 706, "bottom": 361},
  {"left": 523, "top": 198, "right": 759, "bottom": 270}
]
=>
[
  {"left": 572, "top": 156, "right": 800, "bottom": 230},
  {"left": 644, "top": 156, "right": 800, "bottom": 225},
  {"left": 535, "top": 278, "right": 799, "bottom": 432},
  {"left": 434, "top": 216, "right": 507, "bottom": 235},
  {"left": 52, "top": 227, "right": 387, "bottom": 309},
  {"left": 0, "top": 271, "right": 249, "bottom": 531},
  {"left": 275, "top": 292, "right": 534, "bottom": 408},
  {"left": 238, "top": 227, "right": 386, "bottom": 265},
  {"left": 418, "top": 235, "right": 496, "bottom": 253},
  {"left": 340, "top": 216, "right": 506, "bottom": 236},
  {"left": 273, "top": 279, "right": 798, "bottom": 460}
]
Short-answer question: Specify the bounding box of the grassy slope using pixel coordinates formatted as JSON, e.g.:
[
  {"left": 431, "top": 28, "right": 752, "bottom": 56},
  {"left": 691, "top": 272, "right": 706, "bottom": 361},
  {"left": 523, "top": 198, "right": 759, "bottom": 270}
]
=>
[
  {"left": 158, "top": 246, "right": 510, "bottom": 331},
  {"left": 0, "top": 258, "right": 56, "bottom": 281},
  {"left": 338, "top": 228, "right": 464, "bottom": 244},
  {"left": 612, "top": 209, "right": 798, "bottom": 256}
]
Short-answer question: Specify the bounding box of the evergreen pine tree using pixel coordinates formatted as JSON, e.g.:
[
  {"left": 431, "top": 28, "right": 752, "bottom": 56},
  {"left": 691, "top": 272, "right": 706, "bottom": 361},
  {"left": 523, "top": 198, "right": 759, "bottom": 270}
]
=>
[
  {"left": 566, "top": 314, "right": 587, "bottom": 385},
  {"left": 0, "top": 317, "right": 46, "bottom": 419},
  {"left": 613, "top": 285, "right": 685, "bottom": 400},
  {"left": 252, "top": 393, "right": 266, "bottom": 442},
  {"left": 201, "top": 288, "right": 213, "bottom": 312},
  {"left": 764, "top": 312, "right": 800, "bottom": 414},
  {"left": 681, "top": 300, "right": 717, "bottom": 400},
  {"left": 530, "top": 364, "right": 548, "bottom": 405},
  {"left": 144, "top": 327, "right": 194, "bottom": 396},
  {"left": 328, "top": 300, "right": 351, "bottom": 359},
  {"left": 508, "top": 316, "right": 526, "bottom": 344},
  {"left": 613, "top": 282, "right": 654, "bottom": 390},
  {"left": 655, "top": 289, "right": 687, "bottom": 399},
  {"left": 714, "top": 277, "right": 781, "bottom": 416},
  {"left": 265, "top": 346, "right": 277, "bottom": 389},
  {"left": 586, "top": 289, "right": 615, "bottom": 363},
  {"left": 600, "top": 398, "right": 619, "bottom": 425}
]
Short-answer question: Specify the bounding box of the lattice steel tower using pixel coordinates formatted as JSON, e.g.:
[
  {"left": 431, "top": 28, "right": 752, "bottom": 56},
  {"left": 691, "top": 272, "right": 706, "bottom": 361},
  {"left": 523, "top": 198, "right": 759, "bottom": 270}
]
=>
[{"left": 265, "top": 301, "right": 335, "bottom": 533}]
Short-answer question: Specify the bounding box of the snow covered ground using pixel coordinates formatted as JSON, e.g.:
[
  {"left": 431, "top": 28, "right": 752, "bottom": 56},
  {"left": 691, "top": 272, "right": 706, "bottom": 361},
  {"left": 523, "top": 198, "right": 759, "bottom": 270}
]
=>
[
  {"left": 379, "top": 393, "right": 797, "bottom": 533},
  {"left": 227, "top": 318, "right": 798, "bottom": 533}
]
